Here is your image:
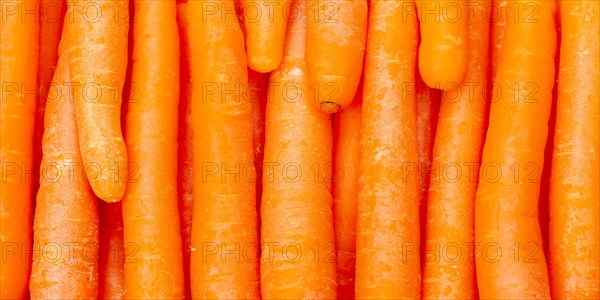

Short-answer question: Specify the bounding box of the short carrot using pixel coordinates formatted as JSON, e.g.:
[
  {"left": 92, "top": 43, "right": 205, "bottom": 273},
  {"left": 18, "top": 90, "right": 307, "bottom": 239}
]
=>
[
  {"left": 549, "top": 1, "right": 600, "bottom": 298},
  {"left": 67, "top": 0, "right": 129, "bottom": 202},
  {"left": 332, "top": 80, "right": 362, "bottom": 299},
  {"left": 260, "top": 2, "right": 336, "bottom": 297},
  {"left": 98, "top": 202, "right": 126, "bottom": 300},
  {"left": 176, "top": 1, "right": 194, "bottom": 298},
  {"left": 0, "top": 0, "right": 39, "bottom": 297},
  {"left": 475, "top": 0, "right": 556, "bottom": 298},
  {"left": 355, "top": 0, "right": 421, "bottom": 298},
  {"left": 188, "top": 0, "right": 260, "bottom": 297},
  {"left": 242, "top": 0, "right": 291, "bottom": 72},
  {"left": 422, "top": 0, "right": 489, "bottom": 298},
  {"left": 122, "top": 0, "right": 184, "bottom": 298},
  {"left": 29, "top": 51, "right": 100, "bottom": 299},
  {"left": 416, "top": 0, "right": 468, "bottom": 89},
  {"left": 306, "top": 0, "right": 368, "bottom": 113}
]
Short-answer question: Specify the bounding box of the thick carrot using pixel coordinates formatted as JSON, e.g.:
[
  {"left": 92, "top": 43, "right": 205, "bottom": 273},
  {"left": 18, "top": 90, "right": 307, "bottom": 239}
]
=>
[
  {"left": 260, "top": 2, "right": 336, "bottom": 297},
  {"left": 188, "top": 0, "right": 260, "bottom": 298},
  {"left": 242, "top": 0, "right": 291, "bottom": 72},
  {"left": 475, "top": 0, "right": 556, "bottom": 298},
  {"left": 122, "top": 0, "right": 184, "bottom": 298},
  {"left": 549, "top": 1, "right": 600, "bottom": 298},
  {"left": 34, "top": 0, "right": 65, "bottom": 197},
  {"left": 0, "top": 0, "right": 39, "bottom": 297},
  {"left": 248, "top": 69, "right": 269, "bottom": 210},
  {"left": 332, "top": 80, "right": 362, "bottom": 299},
  {"left": 176, "top": 1, "right": 193, "bottom": 299},
  {"left": 355, "top": 0, "right": 420, "bottom": 298},
  {"left": 422, "top": 0, "right": 489, "bottom": 297},
  {"left": 68, "top": 0, "right": 128, "bottom": 202},
  {"left": 416, "top": 0, "right": 468, "bottom": 89},
  {"left": 29, "top": 51, "right": 100, "bottom": 299},
  {"left": 491, "top": 0, "right": 507, "bottom": 80},
  {"left": 306, "top": 0, "right": 367, "bottom": 113},
  {"left": 98, "top": 202, "right": 126, "bottom": 299}
]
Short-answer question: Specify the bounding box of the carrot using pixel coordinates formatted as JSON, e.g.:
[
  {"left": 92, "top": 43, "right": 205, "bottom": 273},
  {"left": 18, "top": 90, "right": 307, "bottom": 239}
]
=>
[
  {"left": 549, "top": 1, "right": 600, "bottom": 298},
  {"left": 98, "top": 202, "right": 126, "bottom": 300},
  {"left": 176, "top": 1, "right": 193, "bottom": 298},
  {"left": 422, "top": 0, "right": 489, "bottom": 297},
  {"left": 475, "top": 0, "right": 556, "bottom": 298},
  {"left": 29, "top": 51, "right": 100, "bottom": 299},
  {"left": 491, "top": 0, "right": 507, "bottom": 80},
  {"left": 188, "top": 0, "right": 260, "bottom": 297},
  {"left": 121, "top": 0, "right": 184, "bottom": 298},
  {"left": 0, "top": 0, "right": 39, "bottom": 297},
  {"left": 260, "top": 1, "right": 336, "bottom": 297},
  {"left": 242, "top": 0, "right": 291, "bottom": 72},
  {"left": 355, "top": 0, "right": 420, "bottom": 298},
  {"left": 416, "top": 0, "right": 468, "bottom": 89},
  {"left": 34, "top": 0, "right": 65, "bottom": 197},
  {"left": 67, "top": 0, "right": 128, "bottom": 202},
  {"left": 248, "top": 69, "right": 269, "bottom": 210},
  {"left": 332, "top": 80, "right": 362, "bottom": 299},
  {"left": 306, "top": 0, "right": 367, "bottom": 113}
]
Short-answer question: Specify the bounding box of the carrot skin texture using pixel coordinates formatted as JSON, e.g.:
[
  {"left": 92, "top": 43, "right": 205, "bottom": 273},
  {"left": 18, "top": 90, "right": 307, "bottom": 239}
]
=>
[
  {"left": 260, "top": 1, "right": 336, "bottom": 297},
  {"left": 68, "top": 0, "right": 128, "bottom": 202},
  {"left": 248, "top": 69, "right": 269, "bottom": 211},
  {"left": 422, "top": 0, "right": 489, "bottom": 297},
  {"left": 549, "top": 1, "right": 600, "bottom": 298},
  {"left": 98, "top": 202, "right": 126, "bottom": 299},
  {"left": 242, "top": 0, "right": 291, "bottom": 72},
  {"left": 306, "top": 0, "right": 368, "bottom": 113},
  {"left": 491, "top": 0, "right": 507, "bottom": 80},
  {"left": 475, "top": 0, "right": 556, "bottom": 298},
  {"left": 188, "top": 0, "right": 260, "bottom": 298},
  {"left": 29, "top": 53, "right": 100, "bottom": 299},
  {"left": 416, "top": 0, "right": 468, "bottom": 89},
  {"left": 122, "top": 0, "right": 184, "bottom": 298},
  {"left": 332, "top": 82, "right": 362, "bottom": 299},
  {"left": 176, "top": 2, "right": 194, "bottom": 299},
  {"left": 0, "top": 0, "right": 39, "bottom": 297},
  {"left": 355, "top": 0, "right": 421, "bottom": 298}
]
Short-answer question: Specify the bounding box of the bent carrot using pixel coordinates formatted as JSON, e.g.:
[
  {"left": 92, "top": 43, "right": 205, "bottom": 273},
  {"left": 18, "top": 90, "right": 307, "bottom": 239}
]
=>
[
  {"left": 68, "top": 0, "right": 128, "bottom": 202},
  {"left": 242, "top": 0, "right": 291, "bottom": 72},
  {"left": 355, "top": 0, "right": 421, "bottom": 298},
  {"left": 549, "top": 1, "right": 600, "bottom": 298},
  {"left": 98, "top": 202, "right": 126, "bottom": 300},
  {"left": 332, "top": 80, "right": 362, "bottom": 299},
  {"left": 260, "top": 2, "right": 336, "bottom": 297},
  {"left": 306, "top": 0, "right": 368, "bottom": 113},
  {"left": 0, "top": 0, "right": 39, "bottom": 297},
  {"left": 422, "top": 0, "right": 489, "bottom": 297},
  {"left": 416, "top": 0, "right": 468, "bottom": 89},
  {"left": 29, "top": 51, "right": 100, "bottom": 299},
  {"left": 475, "top": 0, "right": 556, "bottom": 298},
  {"left": 122, "top": 0, "right": 184, "bottom": 298},
  {"left": 188, "top": 0, "right": 260, "bottom": 297}
]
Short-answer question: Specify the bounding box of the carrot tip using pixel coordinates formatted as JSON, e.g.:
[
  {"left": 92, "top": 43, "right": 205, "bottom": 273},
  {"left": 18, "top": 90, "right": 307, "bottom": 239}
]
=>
[
  {"left": 248, "top": 54, "right": 281, "bottom": 73},
  {"left": 321, "top": 102, "right": 341, "bottom": 114}
]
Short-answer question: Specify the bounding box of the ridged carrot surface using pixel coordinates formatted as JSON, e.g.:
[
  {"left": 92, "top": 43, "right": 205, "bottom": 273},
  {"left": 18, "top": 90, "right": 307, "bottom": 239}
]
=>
[
  {"left": 549, "top": 1, "right": 600, "bottom": 298},
  {"left": 355, "top": 0, "right": 421, "bottom": 298}
]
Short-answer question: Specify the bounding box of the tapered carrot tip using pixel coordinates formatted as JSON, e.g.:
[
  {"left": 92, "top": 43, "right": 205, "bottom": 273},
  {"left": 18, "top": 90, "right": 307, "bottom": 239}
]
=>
[
  {"left": 321, "top": 102, "right": 341, "bottom": 114},
  {"left": 247, "top": 52, "right": 282, "bottom": 73},
  {"left": 84, "top": 146, "right": 127, "bottom": 202},
  {"left": 418, "top": 43, "right": 468, "bottom": 90}
]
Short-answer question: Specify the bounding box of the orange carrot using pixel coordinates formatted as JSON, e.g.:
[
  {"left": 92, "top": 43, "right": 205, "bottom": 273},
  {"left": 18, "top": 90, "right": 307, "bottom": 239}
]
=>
[
  {"left": 355, "top": 0, "right": 421, "bottom": 298},
  {"left": 422, "top": 0, "right": 489, "bottom": 297},
  {"left": 416, "top": 0, "right": 468, "bottom": 89},
  {"left": 306, "top": 0, "right": 368, "bottom": 113},
  {"left": 248, "top": 69, "right": 269, "bottom": 210},
  {"left": 549, "top": 1, "right": 600, "bottom": 298},
  {"left": 475, "top": 0, "right": 556, "bottom": 298},
  {"left": 68, "top": 0, "right": 128, "bottom": 202},
  {"left": 176, "top": 1, "right": 193, "bottom": 298},
  {"left": 29, "top": 51, "right": 99, "bottom": 299},
  {"left": 98, "top": 202, "right": 126, "bottom": 300},
  {"left": 260, "top": 2, "right": 336, "bottom": 297},
  {"left": 242, "top": 0, "right": 291, "bottom": 72},
  {"left": 0, "top": 0, "right": 39, "bottom": 297},
  {"left": 491, "top": 0, "right": 507, "bottom": 81},
  {"left": 122, "top": 0, "right": 184, "bottom": 298},
  {"left": 332, "top": 80, "right": 362, "bottom": 299},
  {"left": 188, "top": 0, "right": 260, "bottom": 297}
]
